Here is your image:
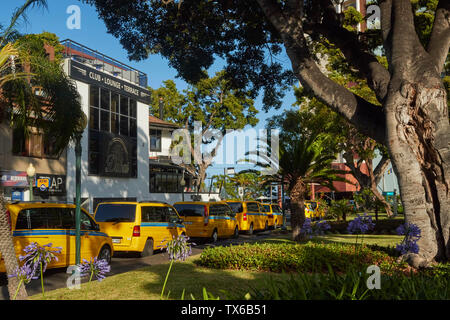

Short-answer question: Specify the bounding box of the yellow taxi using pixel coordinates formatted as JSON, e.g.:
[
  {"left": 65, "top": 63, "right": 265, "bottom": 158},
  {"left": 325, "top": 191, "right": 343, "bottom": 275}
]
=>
[
  {"left": 225, "top": 200, "right": 269, "bottom": 235},
  {"left": 261, "top": 203, "right": 283, "bottom": 229},
  {"left": 94, "top": 201, "right": 186, "bottom": 257},
  {"left": 173, "top": 201, "right": 239, "bottom": 242},
  {"left": 0, "top": 202, "right": 113, "bottom": 273},
  {"left": 304, "top": 200, "right": 326, "bottom": 219}
]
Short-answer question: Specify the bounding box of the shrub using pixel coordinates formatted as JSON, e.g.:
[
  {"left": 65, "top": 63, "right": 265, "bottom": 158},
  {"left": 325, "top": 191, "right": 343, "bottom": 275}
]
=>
[
  {"left": 235, "top": 268, "right": 450, "bottom": 300},
  {"left": 196, "top": 242, "right": 409, "bottom": 274}
]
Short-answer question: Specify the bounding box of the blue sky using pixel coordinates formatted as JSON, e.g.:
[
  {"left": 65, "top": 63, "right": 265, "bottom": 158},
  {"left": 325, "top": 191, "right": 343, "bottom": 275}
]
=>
[{"left": 0, "top": 0, "right": 297, "bottom": 178}]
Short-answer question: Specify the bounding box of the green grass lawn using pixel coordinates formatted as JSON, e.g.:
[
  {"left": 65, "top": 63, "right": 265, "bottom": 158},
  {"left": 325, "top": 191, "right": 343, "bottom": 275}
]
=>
[
  {"left": 30, "top": 232, "right": 404, "bottom": 300},
  {"left": 30, "top": 254, "right": 292, "bottom": 300}
]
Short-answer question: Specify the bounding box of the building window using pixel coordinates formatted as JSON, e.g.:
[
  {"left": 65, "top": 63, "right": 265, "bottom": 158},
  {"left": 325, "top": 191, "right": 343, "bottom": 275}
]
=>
[
  {"left": 149, "top": 166, "right": 188, "bottom": 193},
  {"left": 12, "top": 128, "right": 59, "bottom": 159},
  {"left": 150, "top": 129, "right": 162, "bottom": 152},
  {"left": 88, "top": 85, "right": 138, "bottom": 177}
]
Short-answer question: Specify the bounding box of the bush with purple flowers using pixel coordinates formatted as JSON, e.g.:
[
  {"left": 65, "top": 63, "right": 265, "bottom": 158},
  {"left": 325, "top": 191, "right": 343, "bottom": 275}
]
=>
[
  {"left": 347, "top": 213, "right": 375, "bottom": 235},
  {"left": 301, "top": 218, "right": 331, "bottom": 239},
  {"left": 395, "top": 222, "right": 421, "bottom": 255}
]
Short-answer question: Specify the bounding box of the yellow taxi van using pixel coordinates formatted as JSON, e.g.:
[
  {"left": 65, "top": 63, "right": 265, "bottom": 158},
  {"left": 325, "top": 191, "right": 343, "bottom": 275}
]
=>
[
  {"left": 225, "top": 200, "right": 269, "bottom": 234},
  {"left": 0, "top": 202, "right": 113, "bottom": 273},
  {"left": 94, "top": 201, "right": 186, "bottom": 257},
  {"left": 173, "top": 201, "right": 239, "bottom": 242},
  {"left": 262, "top": 203, "right": 283, "bottom": 229},
  {"left": 304, "top": 200, "right": 326, "bottom": 219}
]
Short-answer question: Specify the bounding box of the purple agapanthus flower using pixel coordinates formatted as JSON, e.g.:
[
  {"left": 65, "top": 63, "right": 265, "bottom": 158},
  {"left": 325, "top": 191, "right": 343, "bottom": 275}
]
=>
[
  {"left": 301, "top": 218, "right": 331, "bottom": 239},
  {"left": 19, "top": 242, "right": 62, "bottom": 277},
  {"left": 77, "top": 257, "right": 111, "bottom": 282},
  {"left": 8, "top": 263, "right": 35, "bottom": 283},
  {"left": 395, "top": 222, "right": 421, "bottom": 254},
  {"left": 347, "top": 213, "right": 375, "bottom": 234},
  {"left": 315, "top": 219, "right": 331, "bottom": 236},
  {"left": 161, "top": 234, "right": 194, "bottom": 262}
]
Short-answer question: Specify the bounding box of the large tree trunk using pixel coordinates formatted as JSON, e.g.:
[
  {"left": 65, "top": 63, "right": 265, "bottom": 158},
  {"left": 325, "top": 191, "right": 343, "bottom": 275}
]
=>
[
  {"left": 0, "top": 197, "right": 28, "bottom": 300},
  {"left": 256, "top": 0, "right": 450, "bottom": 265},
  {"left": 386, "top": 80, "right": 450, "bottom": 266},
  {"left": 289, "top": 179, "right": 306, "bottom": 241}
]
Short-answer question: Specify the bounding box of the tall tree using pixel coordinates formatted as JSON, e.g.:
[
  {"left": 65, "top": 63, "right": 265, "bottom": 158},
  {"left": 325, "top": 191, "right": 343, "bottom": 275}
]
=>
[
  {"left": 149, "top": 72, "right": 258, "bottom": 190},
  {"left": 0, "top": 1, "right": 83, "bottom": 300},
  {"left": 249, "top": 114, "right": 350, "bottom": 241},
  {"left": 84, "top": 0, "right": 450, "bottom": 265}
]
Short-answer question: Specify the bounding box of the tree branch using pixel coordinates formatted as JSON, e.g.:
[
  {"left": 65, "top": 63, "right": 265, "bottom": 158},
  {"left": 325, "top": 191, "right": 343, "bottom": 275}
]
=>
[
  {"left": 306, "top": 22, "right": 391, "bottom": 102},
  {"left": 373, "top": 153, "right": 391, "bottom": 186},
  {"left": 256, "top": 0, "right": 387, "bottom": 145},
  {"left": 427, "top": 0, "right": 450, "bottom": 73}
]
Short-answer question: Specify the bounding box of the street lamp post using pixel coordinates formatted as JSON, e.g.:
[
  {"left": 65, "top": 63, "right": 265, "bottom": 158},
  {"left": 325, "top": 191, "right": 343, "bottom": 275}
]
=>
[
  {"left": 26, "top": 163, "right": 36, "bottom": 201},
  {"left": 180, "top": 169, "right": 186, "bottom": 202},
  {"left": 75, "top": 113, "right": 87, "bottom": 265}
]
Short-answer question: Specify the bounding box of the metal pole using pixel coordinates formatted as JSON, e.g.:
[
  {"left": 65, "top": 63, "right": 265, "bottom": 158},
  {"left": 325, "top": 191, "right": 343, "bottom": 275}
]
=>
[
  {"left": 281, "top": 176, "right": 286, "bottom": 230},
  {"left": 29, "top": 178, "right": 33, "bottom": 201},
  {"left": 75, "top": 136, "right": 82, "bottom": 265}
]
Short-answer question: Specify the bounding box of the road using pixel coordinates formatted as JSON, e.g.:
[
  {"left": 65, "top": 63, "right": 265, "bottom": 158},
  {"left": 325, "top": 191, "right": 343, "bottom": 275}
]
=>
[{"left": 0, "top": 229, "right": 285, "bottom": 300}]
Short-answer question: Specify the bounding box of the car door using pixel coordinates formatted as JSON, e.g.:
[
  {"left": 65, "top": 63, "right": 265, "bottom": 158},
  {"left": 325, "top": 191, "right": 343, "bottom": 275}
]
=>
[
  {"left": 246, "top": 202, "right": 260, "bottom": 230},
  {"left": 79, "top": 209, "right": 101, "bottom": 261}
]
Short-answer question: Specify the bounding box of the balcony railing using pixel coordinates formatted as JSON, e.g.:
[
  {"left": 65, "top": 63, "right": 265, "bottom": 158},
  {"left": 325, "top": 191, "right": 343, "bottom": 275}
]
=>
[{"left": 61, "top": 39, "right": 148, "bottom": 88}]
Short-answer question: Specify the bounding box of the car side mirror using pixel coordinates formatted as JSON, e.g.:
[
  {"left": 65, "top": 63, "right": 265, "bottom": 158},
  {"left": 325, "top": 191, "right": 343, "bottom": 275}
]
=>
[
  {"left": 95, "top": 224, "right": 100, "bottom": 231},
  {"left": 178, "top": 218, "right": 184, "bottom": 224}
]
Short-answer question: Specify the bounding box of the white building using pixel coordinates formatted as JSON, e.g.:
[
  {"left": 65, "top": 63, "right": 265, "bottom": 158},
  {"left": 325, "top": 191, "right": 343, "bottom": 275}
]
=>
[{"left": 62, "top": 40, "right": 218, "bottom": 212}]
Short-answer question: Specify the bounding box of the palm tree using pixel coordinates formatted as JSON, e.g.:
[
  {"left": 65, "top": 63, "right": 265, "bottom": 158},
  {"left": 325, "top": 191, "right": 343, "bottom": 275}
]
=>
[
  {"left": 0, "top": 0, "right": 83, "bottom": 300},
  {"left": 247, "top": 129, "right": 351, "bottom": 241}
]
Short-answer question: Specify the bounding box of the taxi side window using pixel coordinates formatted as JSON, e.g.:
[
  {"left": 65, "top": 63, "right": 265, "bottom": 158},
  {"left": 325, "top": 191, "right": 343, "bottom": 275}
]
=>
[
  {"left": 223, "top": 205, "right": 233, "bottom": 216},
  {"left": 167, "top": 207, "right": 179, "bottom": 223},
  {"left": 141, "top": 206, "right": 167, "bottom": 223},
  {"left": 16, "top": 208, "right": 74, "bottom": 230},
  {"left": 246, "top": 202, "right": 259, "bottom": 212},
  {"left": 209, "top": 205, "right": 218, "bottom": 216},
  {"left": 80, "top": 211, "right": 96, "bottom": 230}
]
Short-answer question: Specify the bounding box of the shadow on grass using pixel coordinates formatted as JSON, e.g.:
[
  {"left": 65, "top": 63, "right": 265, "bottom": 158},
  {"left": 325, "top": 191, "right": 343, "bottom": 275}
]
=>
[{"left": 138, "top": 259, "right": 289, "bottom": 300}]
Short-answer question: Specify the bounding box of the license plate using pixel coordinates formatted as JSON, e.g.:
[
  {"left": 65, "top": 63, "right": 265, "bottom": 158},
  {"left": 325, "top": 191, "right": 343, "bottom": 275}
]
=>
[{"left": 112, "top": 238, "right": 121, "bottom": 244}]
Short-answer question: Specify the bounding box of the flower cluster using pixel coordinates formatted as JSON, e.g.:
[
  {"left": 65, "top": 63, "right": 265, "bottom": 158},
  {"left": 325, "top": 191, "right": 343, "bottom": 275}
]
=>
[
  {"left": 77, "top": 257, "right": 111, "bottom": 282},
  {"left": 395, "top": 222, "right": 421, "bottom": 254},
  {"left": 347, "top": 213, "right": 375, "bottom": 234},
  {"left": 8, "top": 263, "right": 35, "bottom": 283},
  {"left": 19, "top": 242, "right": 62, "bottom": 276},
  {"left": 300, "top": 218, "right": 331, "bottom": 239},
  {"left": 162, "top": 234, "right": 194, "bottom": 262}
]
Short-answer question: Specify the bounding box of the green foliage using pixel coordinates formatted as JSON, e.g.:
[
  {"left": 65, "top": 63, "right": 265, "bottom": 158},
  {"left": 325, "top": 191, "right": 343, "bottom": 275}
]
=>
[
  {"left": 238, "top": 267, "right": 450, "bottom": 300},
  {"left": 197, "top": 242, "right": 409, "bottom": 274},
  {"left": 354, "top": 188, "right": 384, "bottom": 212},
  {"left": 150, "top": 71, "right": 259, "bottom": 131},
  {"left": 328, "top": 199, "right": 354, "bottom": 221}
]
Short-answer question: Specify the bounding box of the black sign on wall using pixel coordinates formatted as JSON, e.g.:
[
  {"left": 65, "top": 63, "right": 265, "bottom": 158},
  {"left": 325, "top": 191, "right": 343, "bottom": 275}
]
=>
[
  {"left": 89, "top": 130, "right": 137, "bottom": 178},
  {"left": 69, "top": 60, "right": 151, "bottom": 104},
  {"left": 33, "top": 174, "right": 66, "bottom": 196}
]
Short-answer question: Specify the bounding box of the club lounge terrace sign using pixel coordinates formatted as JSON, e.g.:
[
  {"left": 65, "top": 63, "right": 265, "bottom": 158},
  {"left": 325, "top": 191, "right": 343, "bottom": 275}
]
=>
[{"left": 69, "top": 60, "right": 151, "bottom": 104}]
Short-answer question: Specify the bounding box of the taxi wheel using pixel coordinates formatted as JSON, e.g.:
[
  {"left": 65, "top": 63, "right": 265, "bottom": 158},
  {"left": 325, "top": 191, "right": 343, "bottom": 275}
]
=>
[
  {"left": 211, "top": 229, "right": 218, "bottom": 243},
  {"left": 247, "top": 223, "right": 254, "bottom": 235},
  {"left": 140, "top": 239, "right": 154, "bottom": 257},
  {"left": 233, "top": 226, "right": 239, "bottom": 239},
  {"left": 98, "top": 245, "right": 112, "bottom": 264}
]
